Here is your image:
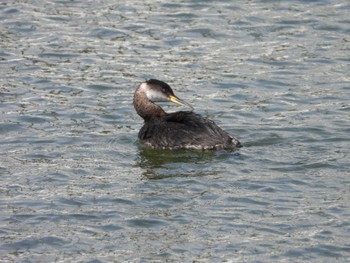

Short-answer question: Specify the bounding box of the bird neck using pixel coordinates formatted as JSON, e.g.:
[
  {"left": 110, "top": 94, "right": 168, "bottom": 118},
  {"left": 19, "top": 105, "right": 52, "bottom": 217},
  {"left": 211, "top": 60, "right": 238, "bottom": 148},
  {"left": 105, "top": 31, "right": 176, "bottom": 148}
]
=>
[{"left": 133, "top": 89, "right": 166, "bottom": 122}]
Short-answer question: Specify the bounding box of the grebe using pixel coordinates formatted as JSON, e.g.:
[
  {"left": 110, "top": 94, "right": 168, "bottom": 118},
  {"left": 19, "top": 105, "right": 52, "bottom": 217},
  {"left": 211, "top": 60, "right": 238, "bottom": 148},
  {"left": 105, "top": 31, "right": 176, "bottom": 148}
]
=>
[{"left": 133, "top": 79, "right": 242, "bottom": 150}]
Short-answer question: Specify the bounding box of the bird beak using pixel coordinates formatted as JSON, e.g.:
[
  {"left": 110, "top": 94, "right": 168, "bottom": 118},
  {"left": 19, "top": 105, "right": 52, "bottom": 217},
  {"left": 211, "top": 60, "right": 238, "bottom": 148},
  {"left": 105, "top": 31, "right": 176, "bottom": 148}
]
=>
[{"left": 169, "top": 95, "right": 194, "bottom": 110}]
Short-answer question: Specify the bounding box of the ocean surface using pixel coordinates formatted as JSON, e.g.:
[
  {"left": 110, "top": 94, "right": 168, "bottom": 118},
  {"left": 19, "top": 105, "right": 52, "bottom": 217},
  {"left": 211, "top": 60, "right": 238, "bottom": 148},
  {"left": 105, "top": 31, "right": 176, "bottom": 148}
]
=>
[{"left": 1, "top": 0, "right": 349, "bottom": 262}]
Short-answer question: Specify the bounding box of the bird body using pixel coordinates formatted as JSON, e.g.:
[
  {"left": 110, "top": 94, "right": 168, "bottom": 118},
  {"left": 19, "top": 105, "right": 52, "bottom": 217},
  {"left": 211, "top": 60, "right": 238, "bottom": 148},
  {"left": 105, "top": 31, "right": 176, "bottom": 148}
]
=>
[{"left": 133, "top": 79, "right": 241, "bottom": 150}]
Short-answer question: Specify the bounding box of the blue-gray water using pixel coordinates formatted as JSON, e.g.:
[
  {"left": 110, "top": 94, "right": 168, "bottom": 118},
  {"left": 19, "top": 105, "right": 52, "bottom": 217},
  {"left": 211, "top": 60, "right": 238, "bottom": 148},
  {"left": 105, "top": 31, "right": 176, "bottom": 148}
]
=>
[{"left": 1, "top": 0, "right": 350, "bottom": 262}]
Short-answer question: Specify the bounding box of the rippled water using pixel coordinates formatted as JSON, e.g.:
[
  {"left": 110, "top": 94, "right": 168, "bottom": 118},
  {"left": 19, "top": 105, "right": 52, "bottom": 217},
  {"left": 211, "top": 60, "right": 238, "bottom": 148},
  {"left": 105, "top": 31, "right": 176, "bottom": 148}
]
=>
[{"left": 1, "top": 0, "right": 350, "bottom": 262}]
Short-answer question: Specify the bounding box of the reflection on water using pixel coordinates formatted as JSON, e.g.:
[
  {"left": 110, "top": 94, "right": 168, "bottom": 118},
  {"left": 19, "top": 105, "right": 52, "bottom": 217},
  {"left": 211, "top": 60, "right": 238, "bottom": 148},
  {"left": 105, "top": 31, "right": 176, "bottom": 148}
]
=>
[
  {"left": 1, "top": 0, "right": 350, "bottom": 262},
  {"left": 137, "top": 148, "right": 240, "bottom": 179}
]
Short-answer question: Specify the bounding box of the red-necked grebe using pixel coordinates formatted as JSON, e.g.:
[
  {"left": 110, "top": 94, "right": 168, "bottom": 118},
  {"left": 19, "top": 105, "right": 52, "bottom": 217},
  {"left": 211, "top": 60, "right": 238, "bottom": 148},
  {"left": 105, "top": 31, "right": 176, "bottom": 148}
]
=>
[{"left": 133, "top": 79, "right": 242, "bottom": 150}]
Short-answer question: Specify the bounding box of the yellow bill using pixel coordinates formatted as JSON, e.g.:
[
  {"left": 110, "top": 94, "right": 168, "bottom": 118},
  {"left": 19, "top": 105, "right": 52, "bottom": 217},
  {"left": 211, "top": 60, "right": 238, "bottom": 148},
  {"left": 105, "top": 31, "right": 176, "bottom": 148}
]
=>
[{"left": 169, "top": 95, "right": 194, "bottom": 110}]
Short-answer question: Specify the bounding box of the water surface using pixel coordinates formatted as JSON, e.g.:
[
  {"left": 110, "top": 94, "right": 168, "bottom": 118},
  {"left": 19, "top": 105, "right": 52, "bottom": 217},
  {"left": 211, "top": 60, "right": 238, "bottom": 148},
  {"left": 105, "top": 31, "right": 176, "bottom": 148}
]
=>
[{"left": 1, "top": 0, "right": 349, "bottom": 262}]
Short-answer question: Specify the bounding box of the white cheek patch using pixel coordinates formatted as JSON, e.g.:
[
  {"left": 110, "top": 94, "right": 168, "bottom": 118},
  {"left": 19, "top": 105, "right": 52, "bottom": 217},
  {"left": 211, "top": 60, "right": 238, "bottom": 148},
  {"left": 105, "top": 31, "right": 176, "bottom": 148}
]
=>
[{"left": 146, "top": 89, "right": 168, "bottom": 102}]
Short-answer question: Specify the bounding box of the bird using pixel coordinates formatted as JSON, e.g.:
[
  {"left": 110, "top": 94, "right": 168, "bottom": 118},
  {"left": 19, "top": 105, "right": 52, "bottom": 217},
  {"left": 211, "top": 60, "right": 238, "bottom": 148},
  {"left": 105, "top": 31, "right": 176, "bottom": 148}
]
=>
[{"left": 133, "top": 79, "right": 242, "bottom": 150}]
